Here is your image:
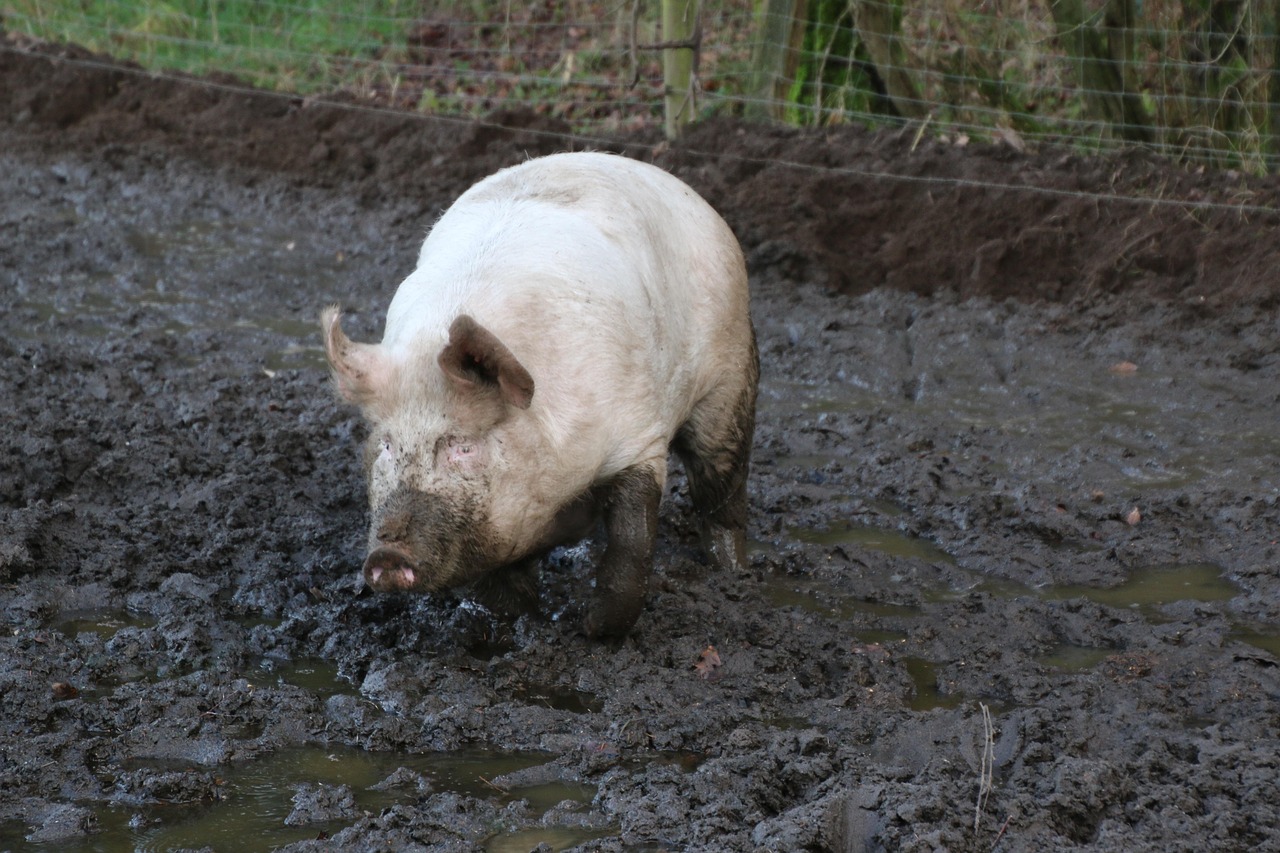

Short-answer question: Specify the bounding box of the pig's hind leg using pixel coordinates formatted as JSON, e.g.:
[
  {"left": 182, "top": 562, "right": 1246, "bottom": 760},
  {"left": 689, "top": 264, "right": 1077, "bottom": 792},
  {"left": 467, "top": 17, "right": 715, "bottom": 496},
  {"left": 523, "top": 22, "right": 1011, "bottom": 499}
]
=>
[
  {"left": 673, "top": 347, "right": 758, "bottom": 575},
  {"left": 584, "top": 462, "right": 663, "bottom": 639}
]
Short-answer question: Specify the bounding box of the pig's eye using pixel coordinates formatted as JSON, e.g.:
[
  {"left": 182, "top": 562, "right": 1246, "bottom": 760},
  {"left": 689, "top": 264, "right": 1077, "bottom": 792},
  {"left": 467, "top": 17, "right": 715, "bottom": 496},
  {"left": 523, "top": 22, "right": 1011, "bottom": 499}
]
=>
[{"left": 439, "top": 436, "right": 481, "bottom": 468}]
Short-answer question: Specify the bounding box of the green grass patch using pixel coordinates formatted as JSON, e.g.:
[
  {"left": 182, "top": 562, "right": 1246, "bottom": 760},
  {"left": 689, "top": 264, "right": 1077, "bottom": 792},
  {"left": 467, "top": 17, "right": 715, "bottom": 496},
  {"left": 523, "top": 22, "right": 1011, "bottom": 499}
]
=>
[{"left": 4, "top": 0, "right": 414, "bottom": 93}]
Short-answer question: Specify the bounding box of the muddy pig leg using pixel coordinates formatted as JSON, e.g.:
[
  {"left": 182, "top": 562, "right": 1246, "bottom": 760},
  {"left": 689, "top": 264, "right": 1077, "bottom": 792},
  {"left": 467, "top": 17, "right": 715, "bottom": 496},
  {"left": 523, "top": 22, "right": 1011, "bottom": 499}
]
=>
[
  {"left": 584, "top": 462, "right": 663, "bottom": 639},
  {"left": 673, "top": 334, "right": 759, "bottom": 575}
]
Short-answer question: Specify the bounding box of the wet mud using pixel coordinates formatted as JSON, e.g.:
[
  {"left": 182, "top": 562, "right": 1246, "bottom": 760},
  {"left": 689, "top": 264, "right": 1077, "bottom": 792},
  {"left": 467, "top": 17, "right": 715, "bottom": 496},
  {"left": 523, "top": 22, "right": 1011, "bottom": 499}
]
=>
[{"left": 3, "top": 39, "right": 1280, "bottom": 852}]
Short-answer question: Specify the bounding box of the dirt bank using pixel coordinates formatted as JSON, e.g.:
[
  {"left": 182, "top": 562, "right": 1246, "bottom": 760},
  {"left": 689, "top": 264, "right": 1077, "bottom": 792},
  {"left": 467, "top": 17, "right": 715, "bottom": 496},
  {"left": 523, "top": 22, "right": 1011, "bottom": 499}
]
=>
[{"left": 2, "top": 38, "right": 1279, "bottom": 852}]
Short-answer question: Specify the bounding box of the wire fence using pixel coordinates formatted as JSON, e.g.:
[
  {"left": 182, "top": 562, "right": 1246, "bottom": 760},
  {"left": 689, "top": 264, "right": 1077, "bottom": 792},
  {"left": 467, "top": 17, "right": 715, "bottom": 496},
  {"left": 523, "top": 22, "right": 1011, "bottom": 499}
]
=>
[{"left": 4, "top": 0, "right": 1280, "bottom": 173}]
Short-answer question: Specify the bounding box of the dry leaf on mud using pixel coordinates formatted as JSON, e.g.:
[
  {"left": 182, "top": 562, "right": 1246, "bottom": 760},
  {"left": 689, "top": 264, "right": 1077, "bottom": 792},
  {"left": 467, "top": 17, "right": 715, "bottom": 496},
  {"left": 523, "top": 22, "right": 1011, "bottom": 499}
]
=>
[
  {"left": 852, "top": 642, "right": 890, "bottom": 661},
  {"left": 51, "top": 682, "right": 79, "bottom": 700},
  {"left": 1109, "top": 361, "right": 1139, "bottom": 375},
  {"left": 694, "top": 645, "right": 722, "bottom": 680},
  {"left": 1125, "top": 506, "right": 1142, "bottom": 525}
]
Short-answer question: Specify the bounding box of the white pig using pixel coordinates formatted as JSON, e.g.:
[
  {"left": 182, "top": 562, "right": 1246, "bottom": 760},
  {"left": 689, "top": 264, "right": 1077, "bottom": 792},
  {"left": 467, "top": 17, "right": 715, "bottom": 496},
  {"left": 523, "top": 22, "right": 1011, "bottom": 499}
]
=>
[{"left": 322, "top": 151, "right": 757, "bottom": 638}]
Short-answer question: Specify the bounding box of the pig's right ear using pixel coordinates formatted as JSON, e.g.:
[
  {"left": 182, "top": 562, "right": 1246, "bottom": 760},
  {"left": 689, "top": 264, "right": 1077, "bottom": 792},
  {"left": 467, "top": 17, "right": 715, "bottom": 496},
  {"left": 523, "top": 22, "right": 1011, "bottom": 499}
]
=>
[
  {"left": 438, "top": 315, "right": 534, "bottom": 410},
  {"left": 321, "top": 306, "right": 393, "bottom": 409}
]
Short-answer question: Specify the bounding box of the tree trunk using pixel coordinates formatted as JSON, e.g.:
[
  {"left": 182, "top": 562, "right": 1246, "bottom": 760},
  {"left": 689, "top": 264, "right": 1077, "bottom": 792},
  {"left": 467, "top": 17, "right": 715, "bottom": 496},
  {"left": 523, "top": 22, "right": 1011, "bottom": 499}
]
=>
[
  {"left": 851, "top": 0, "right": 925, "bottom": 120},
  {"left": 747, "top": 0, "right": 808, "bottom": 121},
  {"left": 1050, "top": 0, "right": 1151, "bottom": 142}
]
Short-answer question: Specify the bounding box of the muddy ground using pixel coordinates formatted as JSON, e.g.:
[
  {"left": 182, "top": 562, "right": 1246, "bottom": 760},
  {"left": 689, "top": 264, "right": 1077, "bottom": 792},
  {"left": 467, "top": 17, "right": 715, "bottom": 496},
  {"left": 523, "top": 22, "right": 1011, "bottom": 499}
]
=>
[{"left": 3, "top": 38, "right": 1280, "bottom": 853}]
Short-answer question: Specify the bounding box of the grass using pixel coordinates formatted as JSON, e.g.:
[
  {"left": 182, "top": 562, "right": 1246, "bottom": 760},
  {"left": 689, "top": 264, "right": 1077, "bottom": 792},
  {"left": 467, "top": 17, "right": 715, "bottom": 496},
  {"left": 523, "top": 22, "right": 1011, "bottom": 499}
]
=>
[
  {"left": 3, "top": 0, "right": 1277, "bottom": 168},
  {"left": 4, "top": 0, "right": 412, "bottom": 92}
]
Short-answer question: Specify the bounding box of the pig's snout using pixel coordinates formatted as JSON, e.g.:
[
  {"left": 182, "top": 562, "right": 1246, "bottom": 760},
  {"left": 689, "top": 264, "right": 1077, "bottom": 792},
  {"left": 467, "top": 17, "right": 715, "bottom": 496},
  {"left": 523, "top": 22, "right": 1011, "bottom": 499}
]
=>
[{"left": 363, "top": 545, "right": 419, "bottom": 592}]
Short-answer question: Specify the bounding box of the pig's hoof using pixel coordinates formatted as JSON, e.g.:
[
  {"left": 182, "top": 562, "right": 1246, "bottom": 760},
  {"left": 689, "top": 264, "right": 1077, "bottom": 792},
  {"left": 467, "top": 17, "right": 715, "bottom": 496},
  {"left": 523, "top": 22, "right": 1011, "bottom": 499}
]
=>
[
  {"left": 583, "top": 598, "right": 641, "bottom": 640},
  {"left": 702, "top": 523, "right": 748, "bottom": 574},
  {"left": 363, "top": 546, "right": 419, "bottom": 592}
]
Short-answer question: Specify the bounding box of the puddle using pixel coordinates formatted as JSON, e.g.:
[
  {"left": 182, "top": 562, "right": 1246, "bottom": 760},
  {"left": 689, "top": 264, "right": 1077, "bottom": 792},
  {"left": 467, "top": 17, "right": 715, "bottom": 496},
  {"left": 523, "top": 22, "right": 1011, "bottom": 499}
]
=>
[
  {"left": 16, "top": 216, "right": 344, "bottom": 370},
  {"left": 921, "top": 572, "right": 1033, "bottom": 603},
  {"left": 755, "top": 378, "right": 876, "bottom": 416},
  {"left": 266, "top": 658, "right": 353, "bottom": 699},
  {"left": 1036, "top": 643, "right": 1115, "bottom": 673},
  {"left": 922, "top": 563, "right": 1236, "bottom": 620},
  {"left": 790, "top": 523, "right": 955, "bottom": 564},
  {"left": 0, "top": 746, "right": 592, "bottom": 853},
  {"left": 1039, "top": 562, "right": 1236, "bottom": 616},
  {"left": 1230, "top": 627, "right": 1280, "bottom": 659},
  {"left": 54, "top": 610, "right": 154, "bottom": 641},
  {"left": 485, "top": 826, "right": 615, "bottom": 852},
  {"left": 514, "top": 682, "right": 603, "bottom": 714},
  {"left": 903, "top": 657, "right": 966, "bottom": 711},
  {"left": 764, "top": 573, "right": 919, "bottom": 621}
]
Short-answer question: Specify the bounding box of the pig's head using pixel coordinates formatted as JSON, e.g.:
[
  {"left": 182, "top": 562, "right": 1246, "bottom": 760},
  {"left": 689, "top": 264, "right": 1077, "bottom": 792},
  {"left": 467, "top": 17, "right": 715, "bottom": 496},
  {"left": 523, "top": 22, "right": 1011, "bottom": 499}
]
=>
[{"left": 321, "top": 306, "right": 535, "bottom": 594}]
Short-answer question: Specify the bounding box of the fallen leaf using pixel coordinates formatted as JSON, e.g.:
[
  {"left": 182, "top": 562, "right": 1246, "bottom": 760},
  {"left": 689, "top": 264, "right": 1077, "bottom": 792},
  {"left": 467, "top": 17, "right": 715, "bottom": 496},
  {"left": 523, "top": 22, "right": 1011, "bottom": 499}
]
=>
[
  {"left": 51, "top": 682, "right": 79, "bottom": 700},
  {"left": 1125, "top": 506, "right": 1142, "bottom": 525},
  {"left": 693, "top": 645, "right": 722, "bottom": 680},
  {"left": 851, "top": 642, "right": 889, "bottom": 661},
  {"left": 1109, "top": 361, "right": 1139, "bottom": 375},
  {"left": 995, "top": 125, "right": 1026, "bottom": 153}
]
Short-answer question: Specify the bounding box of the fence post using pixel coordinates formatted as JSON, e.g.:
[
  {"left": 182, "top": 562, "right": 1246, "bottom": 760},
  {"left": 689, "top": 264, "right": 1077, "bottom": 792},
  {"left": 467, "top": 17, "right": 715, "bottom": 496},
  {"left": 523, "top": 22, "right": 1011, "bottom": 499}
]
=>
[
  {"left": 853, "top": 0, "right": 925, "bottom": 120},
  {"left": 662, "top": 0, "right": 698, "bottom": 139},
  {"left": 747, "top": 0, "right": 808, "bottom": 122},
  {"left": 1050, "top": 0, "right": 1151, "bottom": 143}
]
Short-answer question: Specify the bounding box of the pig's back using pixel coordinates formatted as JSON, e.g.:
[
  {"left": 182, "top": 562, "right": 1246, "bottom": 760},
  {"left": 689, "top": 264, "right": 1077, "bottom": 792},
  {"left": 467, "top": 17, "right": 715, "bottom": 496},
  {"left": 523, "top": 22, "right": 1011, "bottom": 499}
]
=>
[{"left": 382, "top": 152, "right": 751, "bottom": 469}]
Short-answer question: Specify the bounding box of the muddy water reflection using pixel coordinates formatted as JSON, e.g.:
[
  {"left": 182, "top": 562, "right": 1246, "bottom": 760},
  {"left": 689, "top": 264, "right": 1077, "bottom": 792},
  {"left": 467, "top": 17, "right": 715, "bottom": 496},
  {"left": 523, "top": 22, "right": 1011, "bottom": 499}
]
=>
[
  {"left": 16, "top": 216, "right": 343, "bottom": 370},
  {"left": 1039, "top": 562, "right": 1237, "bottom": 615},
  {"left": 55, "top": 609, "right": 154, "bottom": 640},
  {"left": 791, "top": 522, "right": 954, "bottom": 564},
  {"left": 10, "top": 747, "right": 598, "bottom": 853},
  {"left": 1035, "top": 643, "right": 1114, "bottom": 673},
  {"left": 758, "top": 330, "right": 1280, "bottom": 498}
]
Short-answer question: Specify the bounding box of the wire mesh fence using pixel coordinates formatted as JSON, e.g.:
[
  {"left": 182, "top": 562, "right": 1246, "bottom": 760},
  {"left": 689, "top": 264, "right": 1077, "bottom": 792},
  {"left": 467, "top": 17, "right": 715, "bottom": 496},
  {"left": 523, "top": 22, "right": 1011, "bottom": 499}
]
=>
[{"left": 4, "top": 0, "right": 1279, "bottom": 172}]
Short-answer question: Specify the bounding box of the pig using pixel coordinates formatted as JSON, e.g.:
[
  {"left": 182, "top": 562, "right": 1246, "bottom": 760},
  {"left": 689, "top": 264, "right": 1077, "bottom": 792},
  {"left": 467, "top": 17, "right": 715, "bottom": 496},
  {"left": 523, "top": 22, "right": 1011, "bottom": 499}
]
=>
[{"left": 321, "top": 151, "right": 757, "bottom": 638}]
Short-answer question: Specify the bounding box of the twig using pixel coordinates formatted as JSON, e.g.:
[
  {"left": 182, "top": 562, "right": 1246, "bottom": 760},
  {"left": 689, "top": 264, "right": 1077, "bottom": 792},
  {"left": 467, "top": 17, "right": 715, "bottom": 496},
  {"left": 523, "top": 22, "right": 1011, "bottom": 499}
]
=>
[
  {"left": 910, "top": 114, "right": 933, "bottom": 153},
  {"left": 991, "top": 813, "right": 1013, "bottom": 850},
  {"left": 974, "top": 701, "right": 994, "bottom": 831},
  {"left": 477, "top": 775, "right": 509, "bottom": 794}
]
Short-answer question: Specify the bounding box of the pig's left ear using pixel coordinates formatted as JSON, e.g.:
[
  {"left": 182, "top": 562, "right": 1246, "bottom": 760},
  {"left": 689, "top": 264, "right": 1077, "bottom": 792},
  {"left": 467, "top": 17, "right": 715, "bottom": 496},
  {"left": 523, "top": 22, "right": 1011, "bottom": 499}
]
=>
[
  {"left": 321, "top": 306, "right": 394, "bottom": 410},
  {"left": 438, "top": 315, "right": 534, "bottom": 410}
]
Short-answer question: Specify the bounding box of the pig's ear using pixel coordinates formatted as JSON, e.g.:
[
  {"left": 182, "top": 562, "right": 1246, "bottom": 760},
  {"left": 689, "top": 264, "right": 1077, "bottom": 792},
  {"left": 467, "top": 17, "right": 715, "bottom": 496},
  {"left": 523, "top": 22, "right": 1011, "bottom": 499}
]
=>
[
  {"left": 438, "top": 315, "right": 534, "bottom": 410},
  {"left": 321, "top": 306, "right": 393, "bottom": 408}
]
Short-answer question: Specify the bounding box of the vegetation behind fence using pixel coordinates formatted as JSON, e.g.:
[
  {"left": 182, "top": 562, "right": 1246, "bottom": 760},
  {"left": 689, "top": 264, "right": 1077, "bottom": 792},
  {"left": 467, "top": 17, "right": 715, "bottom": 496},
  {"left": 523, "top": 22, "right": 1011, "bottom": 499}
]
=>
[{"left": 4, "top": 0, "right": 1279, "bottom": 172}]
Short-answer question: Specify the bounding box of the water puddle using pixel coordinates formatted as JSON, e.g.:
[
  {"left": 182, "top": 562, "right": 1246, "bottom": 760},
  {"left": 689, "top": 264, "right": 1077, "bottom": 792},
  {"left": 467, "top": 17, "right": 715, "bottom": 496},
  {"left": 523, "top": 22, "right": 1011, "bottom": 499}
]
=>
[
  {"left": 922, "top": 562, "right": 1237, "bottom": 620},
  {"left": 54, "top": 610, "right": 154, "bottom": 640},
  {"left": 1038, "top": 562, "right": 1236, "bottom": 616},
  {"left": 756, "top": 378, "right": 877, "bottom": 416},
  {"left": 1230, "top": 627, "right": 1280, "bottom": 659},
  {"left": 266, "top": 658, "right": 353, "bottom": 699},
  {"left": 1035, "top": 643, "right": 1115, "bottom": 673},
  {"left": 764, "top": 573, "right": 919, "bottom": 621},
  {"left": 485, "top": 826, "right": 615, "bottom": 852},
  {"left": 903, "top": 657, "right": 966, "bottom": 711},
  {"left": 16, "top": 216, "right": 341, "bottom": 370},
  {"left": 514, "top": 682, "right": 603, "bottom": 714},
  {"left": 790, "top": 523, "right": 954, "bottom": 564},
  {"left": 0, "top": 746, "right": 597, "bottom": 853}
]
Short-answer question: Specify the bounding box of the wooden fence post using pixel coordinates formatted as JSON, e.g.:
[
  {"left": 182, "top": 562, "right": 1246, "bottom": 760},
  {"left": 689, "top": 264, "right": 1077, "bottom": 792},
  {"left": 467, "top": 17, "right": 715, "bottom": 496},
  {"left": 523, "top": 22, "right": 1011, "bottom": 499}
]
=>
[{"left": 662, "top": 0, "right": 698, "bottom": 138}]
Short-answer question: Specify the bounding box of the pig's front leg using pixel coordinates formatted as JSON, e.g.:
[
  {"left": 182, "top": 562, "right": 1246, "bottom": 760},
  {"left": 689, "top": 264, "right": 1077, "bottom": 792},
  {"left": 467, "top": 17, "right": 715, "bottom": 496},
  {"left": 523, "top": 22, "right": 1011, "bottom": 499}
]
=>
[
  {"left": 470, "top": 556, "right": 541, "bottom": 619},
  {"left": 584, "top": 464, "right": 662, "bottom": 639}
]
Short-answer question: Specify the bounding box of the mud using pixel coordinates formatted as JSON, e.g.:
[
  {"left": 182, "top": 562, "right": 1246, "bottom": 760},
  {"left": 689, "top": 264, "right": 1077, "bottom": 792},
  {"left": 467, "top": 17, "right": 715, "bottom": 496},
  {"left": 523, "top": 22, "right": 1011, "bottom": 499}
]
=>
[{"left": 3, "top": 38, "right": 1280, "bottom": 852}]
